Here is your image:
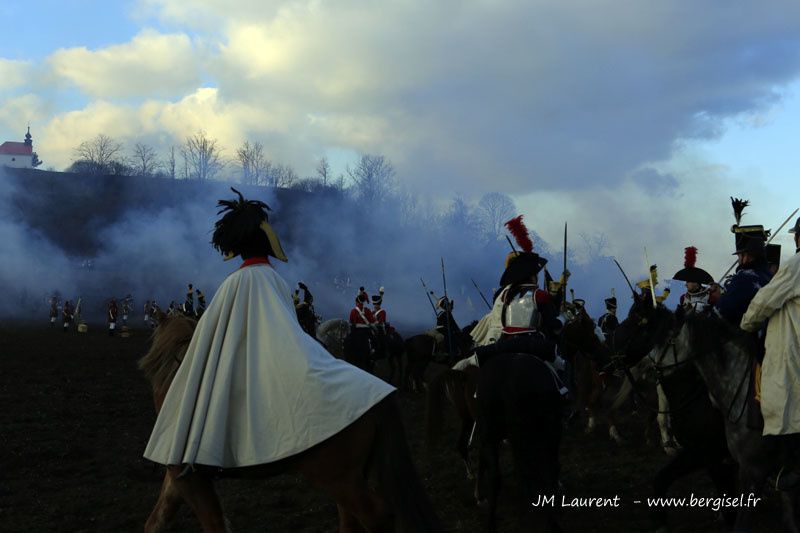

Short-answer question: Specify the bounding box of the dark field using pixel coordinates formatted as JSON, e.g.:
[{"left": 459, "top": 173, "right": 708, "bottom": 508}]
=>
[{"left": 0, "top": 323, "right": 782, "bottom": 532}]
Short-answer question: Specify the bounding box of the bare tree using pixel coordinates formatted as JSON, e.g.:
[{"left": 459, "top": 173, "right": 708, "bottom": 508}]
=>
[
  {"left": 316, "top": 156, "right": 331, "bottom": 186},
  {"left": 347, "top": 154, "right": 396, "bottom": 204},
  {"left": 182, "top": 130, "right": 224, "bottom": 181},
  {"left": 478, "top": 192, "right": 516, "bottom": 241},
  {"left": 166, "top": 146, "right": 177, "bottom": 179},
  {"left": 236, "top": 141, "right": 269, "bottom": 186},
  {"left": 132, "top": 143, "right": 160, "bottom": 177},
  {"left": 72, "top": 134, "right": 124, "bottom": 175},
  {"left": 268, "top": 163, "right": 298, "bottom": 188}
]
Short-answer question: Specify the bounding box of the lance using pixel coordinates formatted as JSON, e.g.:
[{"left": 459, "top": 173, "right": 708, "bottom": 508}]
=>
[
  {"left": 441, "top": 257, "right": 454, "bottom": 358},
  {"left": 644, "top": 247, "right": 657, "bottom": 309},
  {"left": 471, "top": 278, "right": 492, "bottom": 310},
  {"left": 562, "top": 222, "right": 568, "bottom": 311},
  {"left": 612, "top": 258, "right": 637, "bottom": 296},
  {"left": 505, "top": 236, "right": 517, "bottom": 253},
  {"left": 717, "top": 207, "right": 799, "bottom": 283},
  {"left": 420, "top": 277, "right": 437, "bottom": 317}
]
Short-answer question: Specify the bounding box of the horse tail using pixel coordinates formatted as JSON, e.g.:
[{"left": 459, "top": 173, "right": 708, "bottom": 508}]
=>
[
  {"left": 425, "top": 369, "right": 458, "bottom": 448},
  {"left": 138, "top": 315, "right": 197, "bottom": 401},
  {"left": 372, "top": 395, "right": 443, "bottom": 533}
]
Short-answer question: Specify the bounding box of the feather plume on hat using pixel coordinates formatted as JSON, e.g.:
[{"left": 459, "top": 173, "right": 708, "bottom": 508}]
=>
[
  {"left": 504, "top": 215, "right": 534, "bottom": 253},
  {"left": 730, "top": 197, "right": 749, "bottom": 227},
  {"left": 684, "top": 246, "right": 697, "bottom": 269}
]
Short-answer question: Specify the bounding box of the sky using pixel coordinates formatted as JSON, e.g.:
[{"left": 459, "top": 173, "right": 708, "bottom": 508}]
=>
[{"left": 2, "top": 0, "right": 800, "bottom": 311}]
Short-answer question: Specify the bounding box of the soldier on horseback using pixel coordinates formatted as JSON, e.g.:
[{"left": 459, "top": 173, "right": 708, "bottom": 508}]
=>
[
  {"left": 672, "top": 246, "right": 715, "bottom": 313},
  {"left": 711, "top": 199, "right": 773, "bottom": 325},
  {"left": 434, "top": 296, "right": 462, "bottom": 360},
  {"left": 741, "top": 216, "right": 800, "bottom": 491},
  {"left": 597, "top": 291, "right": 618, "bottom": 344},
  {"left": 346, "top": 287, "right": 376, "bottom": 371},
  {"left": 294, "top": 281, "right": 318, "bottom": 337}
]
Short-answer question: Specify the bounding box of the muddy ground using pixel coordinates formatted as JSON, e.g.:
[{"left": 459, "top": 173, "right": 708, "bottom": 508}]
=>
[{"left": 1, "top": 322, "right": 782, "bottom": 532}]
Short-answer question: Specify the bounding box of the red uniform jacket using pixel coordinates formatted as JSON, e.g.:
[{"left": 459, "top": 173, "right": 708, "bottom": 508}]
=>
[{"left": 349, "top": 304, "right": 375, "bottom": 326}]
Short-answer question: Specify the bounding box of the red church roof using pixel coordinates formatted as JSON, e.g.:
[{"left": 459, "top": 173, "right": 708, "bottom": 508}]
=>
[{"left": 0, "top": 142, "right": 32, "bottom": 156}]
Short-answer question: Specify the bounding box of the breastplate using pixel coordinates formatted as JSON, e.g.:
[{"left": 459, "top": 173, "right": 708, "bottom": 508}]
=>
[{"left": 503, "top": 289, "right": 541, "bottom": 329}]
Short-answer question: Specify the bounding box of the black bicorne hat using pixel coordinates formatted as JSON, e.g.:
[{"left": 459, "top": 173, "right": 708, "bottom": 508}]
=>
[
  {"left": 672, "top": 246, "right": 714, "bottom": 284},
  {"left": 212, "top": 188, "right": 288, "bottom": 262},
  {"left": 499, "top": 252, "right": 548, "bottom": 287}
]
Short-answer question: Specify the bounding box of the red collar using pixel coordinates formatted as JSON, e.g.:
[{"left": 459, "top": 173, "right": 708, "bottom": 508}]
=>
[{"left": 240, "top": 256, "right": 271, "bottom": 269}]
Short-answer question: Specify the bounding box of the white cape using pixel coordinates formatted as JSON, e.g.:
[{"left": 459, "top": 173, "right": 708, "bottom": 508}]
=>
[{"left": 144, "top": 264, "right": 395, "bottom": 467}]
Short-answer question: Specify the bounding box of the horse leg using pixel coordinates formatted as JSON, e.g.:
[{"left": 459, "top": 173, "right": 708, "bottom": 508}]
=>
[
  {"left": 651, "top": 448, "right": 705, "bottom": 530},
  {"left": 656, "top": 384, "right": 678, "bottom": 455},
  {"left": 165, "top": 466, "right": 230, "bottom": 533},
  {"left": 477, "top": 439, "right": 502, "bottom": 533},
  {"left": 706, "top": 459, "right": 738, "bottom": 527},
  {"left": 457, "top": 417, "right": 475, "bottom": 480},
  {"left": 144, "top": 471, "right": 184, "bottom": 532}
]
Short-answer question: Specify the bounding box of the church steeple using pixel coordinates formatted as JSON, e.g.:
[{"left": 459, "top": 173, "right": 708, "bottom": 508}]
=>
[{"left": 24, "top": 125, "right": 32, "bottom": 147}]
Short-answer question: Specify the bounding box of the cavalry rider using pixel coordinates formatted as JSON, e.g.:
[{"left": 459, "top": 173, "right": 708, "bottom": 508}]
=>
[
  {"left": 195, "top": 289, "right": 207, "bottom": 317},
  {"left": 347, "top": 287, "right": 376, "bottom": 371},
  {"left": 49, "top": 296, "right": 59, "bottom": 327},
  {"left": 62, "top": 299, "right": 75, "bottom": 332},
  {"left": 455, "top": 215, "right": 566, "bottom": 370},
  {"left": 184, "top": 284, "right": 195, "bottom": 316},
  {"left": 435, "top": 296, "right": 462, "bottom": 360},
  {"left": 144, "top": 188, "right": 394, "bottom": 471},
  {"left": 711, "top": 198, "right": 772, "bottom": 325},
  {"left": 371, "top": 287, "right": 391, "bottom": 358},
  {"left": 636, "top": 265, "right": 671, "bottom": 307},
  {"left": 294, "top": 281, "right": 317, "bottom": 337},
  {"left": 672, "top": 246, "right": 715, "bottom": 313},
  {"left": 108, "top": 298, "right": 119, "bottom": 336},
  {"left": 597, "top": 290, "right": 618, "bottom": 344},
  {"left": 741, "top": 216, "right": 800, "bottom": 491}
]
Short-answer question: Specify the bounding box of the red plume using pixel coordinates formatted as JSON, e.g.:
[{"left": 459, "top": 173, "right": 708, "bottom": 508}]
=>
[
  {"left": 504, "top": 215, "right": 534, "bottom": 253},
  {"left": 684, "top": 246, "right": 697, "bottom": 269}
]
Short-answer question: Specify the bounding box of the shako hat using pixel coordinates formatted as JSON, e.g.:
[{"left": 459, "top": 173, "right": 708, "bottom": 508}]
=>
[
  {"left": 212, "top": 187, "right": 288, "bottom": 262},
  {"left": 672, "top": 246, "right": 714, "bottom": 285},
  {"left": 729, "top": 197, "right": 767, "bottom": 257},
  {"left": 371, "top": 287, "right": 385, "bottom": 305},
  {"left": 356, "top": 286, "right": 369, "bottom": 304},
  {"left": 604, "top": 289, "right": 617, "bottom": 310}
]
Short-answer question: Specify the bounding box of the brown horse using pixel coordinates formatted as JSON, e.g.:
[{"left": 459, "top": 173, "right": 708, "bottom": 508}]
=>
[
  {"left": 560, "top": 306, "right": 623, "bottom": 443},
  {"left": 426, "top": 366, "right": 480, "bottom": 479},
  {"left": 404, "top": 326, "right": 474, "bottom": 392},
  {"left": 139, "top": 314, "right": 442, "bottom": 533}
]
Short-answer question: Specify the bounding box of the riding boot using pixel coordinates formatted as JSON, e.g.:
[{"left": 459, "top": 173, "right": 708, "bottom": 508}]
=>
[{"left": 775, "top": 434, "right": 800, "bottom": 491}]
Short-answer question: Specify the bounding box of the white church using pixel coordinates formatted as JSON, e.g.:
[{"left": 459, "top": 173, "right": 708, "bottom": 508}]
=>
[{"left": 0, "top": 127, "right": 42, "bottom": 169}]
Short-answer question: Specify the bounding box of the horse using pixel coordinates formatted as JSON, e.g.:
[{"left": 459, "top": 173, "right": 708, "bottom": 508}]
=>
[
  {"left": 559, "top": 305, "right": 622, "bottom": 443},
  {"left": 611, "top": 298, "right": 758, "bottom": 531},
  {"left": 317, "top": 318, "right": 350, "bottom": 358},
  {"left": 426, "top": 365, "right": 480, "bottom": 480},
  {"left": 405, "top": 326, "right": 474, "bottom": 392},
  {"left": 474, "top": 353, "right": 563, "bottom": 533},
  {"left": 139, "top": 314, "right": 442, "bottom": 533},
  {"left": 372, "top": 329, "right": 405, "bottom": 386}
]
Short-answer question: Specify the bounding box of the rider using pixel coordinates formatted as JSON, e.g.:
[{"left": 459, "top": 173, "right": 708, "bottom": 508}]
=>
[
  {"left": 597, "top": 291, "right": 619, "bottom": 345},
  {"left": 636, "top": 265, "right": 671, "bottom": 307},
  {"left": 741, "top": 216, "right": 800, "bottom": 491},
  {"left": 294, "top": 281, "right": 317, "bottom": 337},
  {"left": 672, "top": 246, "right": 715, "bottom": 313},
  {"left": 435, "top": 296, "right": 462, "bottom": 360},
  {"left": 143, "top": 188, "right": 394, "bottom": 469},
  {"left": 348, "top": 287, "right": 376, "bottom": 371}
]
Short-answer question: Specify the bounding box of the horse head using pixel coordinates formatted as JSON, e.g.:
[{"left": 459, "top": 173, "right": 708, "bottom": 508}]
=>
[
  {"left": 138, "top": 313, "right": 197, "bottom": 412},
  {"left": 613, "top": 295, "right": 678, "bottom": 369},
  {"left": 561, "top": 305, "right": 609, "bottom": 361}
]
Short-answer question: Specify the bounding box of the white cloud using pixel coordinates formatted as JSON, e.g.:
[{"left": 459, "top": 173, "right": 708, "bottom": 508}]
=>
[
  {"left": 47, "top": 29, "right": 201, "bottom": 98},
  {"left": 0, "top": 58, "right": 31, "bottom": 92}
]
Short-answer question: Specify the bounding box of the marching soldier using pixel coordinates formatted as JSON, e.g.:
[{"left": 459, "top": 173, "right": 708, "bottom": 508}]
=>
[
  {"left": 122, "top": 294, "right": 132, "bottom": 325},
  {"left": 108, "top": 298, "right": 119, "bottom": 336},
  {"left": 62, "top": 300, "right": 74, "bottom": 332},
  {"left": 294, "top": 282, "right": 317, "bottom": 337},
  {"left": 711, "top": 198, "right": 772, "bottom": 325},
  {"left": 347, "top": 287, "right": 375, "bottom": 370},
  {"left": 597, "top": 291, "right": 619, "bottom": 344},
  {"left": 741, "top": 216, "right": 800, "bottom": 490},
  {"left": 184, "top": 284, "right": 195, "bottom": 316},
  {"left": 49, "top": 296, "right": 59, "bottom": 327},
  {"left": 672, "top": 246, "right": 715, "bottom": 313}
]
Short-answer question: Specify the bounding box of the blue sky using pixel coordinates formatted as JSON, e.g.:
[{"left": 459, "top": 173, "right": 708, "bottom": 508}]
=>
[{"left": 2, "top": 0, "right": 800, "bottom": 283}]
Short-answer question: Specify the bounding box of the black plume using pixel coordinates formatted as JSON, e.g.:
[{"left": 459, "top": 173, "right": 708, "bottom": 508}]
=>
[
  {"left": 730, "top": 197, "right": 749, "bottom": 226},
  {"left": 212, "top": 187, "right": 273, "bottom": 257}
]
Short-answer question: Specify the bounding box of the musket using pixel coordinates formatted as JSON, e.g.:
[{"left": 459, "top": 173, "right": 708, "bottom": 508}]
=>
[
  {"left": 717, "top": 207, "right": 799, "bottom": 283},
  {"left": 441, "top": 257, "right": 454, "bottom": 357},
  {"left": 644, "top": 247, "right": 657, "bottom": 309},
  {"left": 562, "top": 222, "right": 568, "bottom": 312},
  {"left": 612, "top": 258, "right": 637, "bottom": 296},
  {"left": 471, "top": 278, "right": 492, "bottom": 310},
  {"left": 420, "top": 278, "right": 437, "bottom": 316}
]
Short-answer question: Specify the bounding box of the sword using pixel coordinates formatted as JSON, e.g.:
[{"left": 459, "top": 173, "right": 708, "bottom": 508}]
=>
[
  {"left": 717, "top": 207, "right": 799, "bottom": 283},
  {"left": 612, "top": 258, "right": 636, "bottom": 296},
  {"left": 441, "top": 257, "right": 454, "bottom": 358},
  {"left": 644, "top": 247, "right": 657, "bottom": 309},
  {"left": 562, "top": 222, "right": 568, "bottom": 312},
  {"left": 471, "top": 278, "right": 492, "bottom": 310},
  {"left": 420, "top": 278, "right": 437, "bottom": 317}
]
